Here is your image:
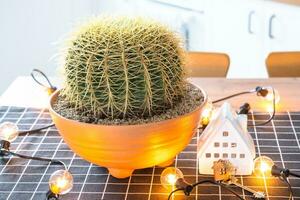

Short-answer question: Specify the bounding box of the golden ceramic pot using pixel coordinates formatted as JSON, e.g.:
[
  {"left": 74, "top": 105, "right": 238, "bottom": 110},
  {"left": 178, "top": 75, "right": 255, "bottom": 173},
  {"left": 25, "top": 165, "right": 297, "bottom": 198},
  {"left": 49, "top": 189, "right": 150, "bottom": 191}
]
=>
[{"left": 49, "top": 89, "right": 207, "bottom": 178}]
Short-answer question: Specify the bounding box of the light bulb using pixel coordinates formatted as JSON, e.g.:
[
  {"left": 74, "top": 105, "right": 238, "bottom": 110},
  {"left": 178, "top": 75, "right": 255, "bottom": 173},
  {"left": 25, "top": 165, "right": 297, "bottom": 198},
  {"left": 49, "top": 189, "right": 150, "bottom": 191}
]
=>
[
  {"left": 253, "top": 156, "right": 274, "bottom": 177},
  {"left": 201, "top": 101, "right": 213, "bottom": 126},
  {"left": 49, "top": 170, "right": 73, "bottom": 195},
  {"left": 0, "top": 122, "right": 19, "bottom": 142},
  {"left": 266, "top": 104, "right": 274, "bottom": 113},
  {"left": 160, "top": 167, "right": 184, "bottom": 190},
  {"left": 261, "top": 87, "right": 280, "bottom": 104}
]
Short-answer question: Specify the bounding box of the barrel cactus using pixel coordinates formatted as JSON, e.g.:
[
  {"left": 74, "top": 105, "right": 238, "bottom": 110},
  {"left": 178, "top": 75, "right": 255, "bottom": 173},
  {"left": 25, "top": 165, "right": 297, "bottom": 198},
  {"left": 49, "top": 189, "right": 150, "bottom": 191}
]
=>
[{"left": 61, "top": 17, "right": 186, "bottom": 119}]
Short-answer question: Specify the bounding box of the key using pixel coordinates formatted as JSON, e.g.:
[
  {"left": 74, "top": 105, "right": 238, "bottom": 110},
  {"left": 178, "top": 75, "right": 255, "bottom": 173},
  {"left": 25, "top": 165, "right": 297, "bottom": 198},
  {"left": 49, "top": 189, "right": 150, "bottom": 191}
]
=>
[
  {"left": 225, "top": 178, "right": 265, "bottom": 199},
  {"left": 232, "top": 181, "right": 265, "bottom": 199}
]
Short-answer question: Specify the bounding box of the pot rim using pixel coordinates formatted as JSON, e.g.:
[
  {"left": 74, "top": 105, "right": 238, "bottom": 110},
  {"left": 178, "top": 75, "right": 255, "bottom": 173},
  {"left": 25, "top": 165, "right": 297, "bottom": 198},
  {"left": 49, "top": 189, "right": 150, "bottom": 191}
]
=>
[{"left": 49, "top": 84, "right": 208, "bottom": 128}]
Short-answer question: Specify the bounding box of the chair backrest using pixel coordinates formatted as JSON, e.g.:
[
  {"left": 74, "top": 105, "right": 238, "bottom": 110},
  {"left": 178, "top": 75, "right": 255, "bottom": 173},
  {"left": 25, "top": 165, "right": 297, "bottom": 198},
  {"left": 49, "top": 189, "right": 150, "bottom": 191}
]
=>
[
  {"left": 185, "top": 51, "right": 230, "bottom": 77},
  {"left": 266, "top": 51, "right": 300, "bottom": 77}
]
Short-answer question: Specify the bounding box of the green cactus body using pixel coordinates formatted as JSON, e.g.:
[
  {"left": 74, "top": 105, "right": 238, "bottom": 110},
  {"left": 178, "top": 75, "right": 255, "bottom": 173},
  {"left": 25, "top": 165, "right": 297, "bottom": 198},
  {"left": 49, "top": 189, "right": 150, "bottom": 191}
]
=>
[{"left": 62, "top": 17, "right": 185, "bottom": 119}]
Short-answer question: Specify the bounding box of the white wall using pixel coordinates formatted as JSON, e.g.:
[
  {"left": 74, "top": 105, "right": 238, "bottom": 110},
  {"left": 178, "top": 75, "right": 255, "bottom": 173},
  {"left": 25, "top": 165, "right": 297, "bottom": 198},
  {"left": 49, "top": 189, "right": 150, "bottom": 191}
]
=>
[{"left": 0, "top": 0, "right": 112, "bottom": 94}]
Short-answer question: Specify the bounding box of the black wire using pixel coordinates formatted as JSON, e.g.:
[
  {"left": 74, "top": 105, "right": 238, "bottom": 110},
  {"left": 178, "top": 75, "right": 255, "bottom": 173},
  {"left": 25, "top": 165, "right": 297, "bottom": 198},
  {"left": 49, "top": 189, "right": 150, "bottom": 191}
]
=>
[
  {"left": 20, "top": 70, "right": 56, "bottom": 135},
  {"left": 212, "top": 91, "right": 253, "bottom": 104},
  {"left": 19, "top": 124, "right": 55, "bottom": 135},
  {"left": 281, "top": 175, "right": 294, "bottom": 200},
  {"left": 289, "top": 171, "right": 300, "bottom": 178},
  {"left": 211, "top": 87, "right": 276, "bottom": 127},
  {"left": 168, "top": 180, "right": 245, "bottom": 200},
  {"left": 249, "top": 87, "right": 276, "bottom": 127},
  {"left": 167, "top": 188, "right": 184, "bottom": 200},
  {"left": 30, "top": 69, "right": 56, "bottom": 90},
  {"left": 2, "top": 150, "right": 67, "bottom": 170},
  {"left": 191, "top": 179, "right": 216, "bottom": 188}
]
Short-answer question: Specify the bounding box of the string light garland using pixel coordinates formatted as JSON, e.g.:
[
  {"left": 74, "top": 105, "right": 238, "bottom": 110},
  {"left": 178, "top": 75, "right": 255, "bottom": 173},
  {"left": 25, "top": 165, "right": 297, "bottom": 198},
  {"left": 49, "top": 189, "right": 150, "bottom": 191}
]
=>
[
  {"left": 1, "top": 69, "right": 293, "bottom": 199},
  {"left": 200, "top": 85, "right": 278, "bottom": 128},
  {"left": 161, "top": 167, "right": 244, "bottom": 200},
  {"left": 0, "top": 120, "right": 72, "bottom": 200},
  {"left": 162, "top": 156, "right": 299, "bottom": 200}
]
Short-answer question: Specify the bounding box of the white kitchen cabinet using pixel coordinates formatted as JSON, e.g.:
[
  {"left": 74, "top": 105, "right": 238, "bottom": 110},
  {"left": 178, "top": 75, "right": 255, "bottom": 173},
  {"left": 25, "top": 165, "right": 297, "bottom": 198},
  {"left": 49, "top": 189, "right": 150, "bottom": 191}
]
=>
[
  {"left": 204, "top": 0, "right": 267, "bottom": 78},
  {"left": 205, "top": 0, "right": 300, "bottom": 78},
  {"left": 238, "top": 1, "right": 267, "bottom": 78},
  {"left": 263, "top": 1, "right": 300, "bottom": 51}
]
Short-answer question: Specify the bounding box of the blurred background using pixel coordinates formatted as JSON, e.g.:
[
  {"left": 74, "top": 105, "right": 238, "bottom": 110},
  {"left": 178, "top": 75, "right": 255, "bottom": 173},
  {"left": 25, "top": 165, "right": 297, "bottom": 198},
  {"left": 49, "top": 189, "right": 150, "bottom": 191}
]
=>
[{"left": 1, "top": 0, "right": 300, "bottom": 93}]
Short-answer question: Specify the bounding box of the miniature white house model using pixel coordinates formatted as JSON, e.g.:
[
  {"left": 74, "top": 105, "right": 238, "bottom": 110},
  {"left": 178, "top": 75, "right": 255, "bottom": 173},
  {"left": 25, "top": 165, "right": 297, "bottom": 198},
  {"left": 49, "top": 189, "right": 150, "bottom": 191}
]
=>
[{"left": 198, "top": 102, "right": 256, "bottom": 175}]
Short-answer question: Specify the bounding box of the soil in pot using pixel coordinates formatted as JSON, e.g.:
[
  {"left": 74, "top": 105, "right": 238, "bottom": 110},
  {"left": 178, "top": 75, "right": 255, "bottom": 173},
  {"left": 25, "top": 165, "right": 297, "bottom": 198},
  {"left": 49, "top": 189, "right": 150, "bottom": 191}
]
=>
[{"left": 53, "top": 83, "right": 204, "bottom": 125}]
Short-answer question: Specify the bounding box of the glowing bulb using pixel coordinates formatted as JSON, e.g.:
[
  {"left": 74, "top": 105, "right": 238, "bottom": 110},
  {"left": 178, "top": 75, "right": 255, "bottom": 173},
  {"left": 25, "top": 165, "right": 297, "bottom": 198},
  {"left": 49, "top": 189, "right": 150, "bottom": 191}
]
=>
[
  {"left": 0, "top": 122, "right": 19, "bottom": 142},
  {"left": 260, "top": 162, "right": 269, "bottom": 173},
  {"left": 266, "top": 104, "right": 274, "bottom": 113},
  {"left": 160, "top": 167, "right": 184, "bottom": 190},
  {"left": 253, "top": 156, "right": 274, "bottom": 177},
  {"left": 49, "top": 170, "right": 73, "bottom": 195},
  {"left": 262, "top": 87, "right": 280, "bottom": 104},
  {"left": 47, "top": 88, "right": 56, "bottom": 96},
  {"left": 166, "top": 174, "right": 177, "bottom": 185},
  {"left": 201, "top": 101, "right": 213, "bottom": 126}
]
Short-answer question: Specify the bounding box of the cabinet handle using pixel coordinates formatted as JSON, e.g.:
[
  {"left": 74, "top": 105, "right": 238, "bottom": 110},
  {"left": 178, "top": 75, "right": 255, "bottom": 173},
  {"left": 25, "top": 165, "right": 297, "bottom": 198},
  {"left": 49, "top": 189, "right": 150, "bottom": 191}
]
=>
[
  {"left": 248, "top": 11, "right": 255, "bottom": 34},
  {"left": 181, "top": 23, "right": 190, "bottom": 50},
  {"left": 268, "top": 14, "right": 276, "bottom": 39}
]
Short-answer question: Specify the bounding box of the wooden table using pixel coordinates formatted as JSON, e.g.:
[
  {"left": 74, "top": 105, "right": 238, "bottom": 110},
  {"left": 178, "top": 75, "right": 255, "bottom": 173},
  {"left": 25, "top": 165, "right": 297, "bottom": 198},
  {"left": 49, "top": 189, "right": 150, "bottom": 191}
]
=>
[
  {"left": 1, "top": 76, "right": 299, "bottom": 111},
  {"left": 189, "top": 78, "right": 300, "bottom": 111}
]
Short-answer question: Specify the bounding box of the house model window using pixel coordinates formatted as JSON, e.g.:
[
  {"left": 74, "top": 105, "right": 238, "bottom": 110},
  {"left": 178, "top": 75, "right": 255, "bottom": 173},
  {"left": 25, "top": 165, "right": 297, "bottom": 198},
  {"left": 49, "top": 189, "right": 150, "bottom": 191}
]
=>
[
  {"left": 223, "top": 131, "right": 229, "bottom": 136},
  {"left": 197, "top": 102, "right": 256, "bottom": 175}
]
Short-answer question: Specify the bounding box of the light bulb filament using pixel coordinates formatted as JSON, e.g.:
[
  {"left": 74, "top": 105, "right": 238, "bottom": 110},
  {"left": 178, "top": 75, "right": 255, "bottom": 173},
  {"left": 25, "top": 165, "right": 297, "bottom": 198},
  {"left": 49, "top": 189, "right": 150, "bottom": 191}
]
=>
[
  {"left": 3, "top": 128, "right": 15, "bottom": 139},
  {"left": 253, "top": 156, "right": 275, "bottom": 177},
  {"left": 167, "top": 174, "right": 177, "bottom": 185},
  {"left": 50, "top": 177, "right": 68, "bottom": 194},
  {"left": 266, "top": 93, "right": 273, "bottom": 101},
  {"left": 57, "top": 177, "right": 68, "bottom": 188},
  {"left": 260, "top": 162, "right": 270, "bottom": 173},
  {"left": 263, "top": 87, "right": 280, "bottom": 104},
  {"left": 160, "top": 167, "right": 184, "bottom": 190}
]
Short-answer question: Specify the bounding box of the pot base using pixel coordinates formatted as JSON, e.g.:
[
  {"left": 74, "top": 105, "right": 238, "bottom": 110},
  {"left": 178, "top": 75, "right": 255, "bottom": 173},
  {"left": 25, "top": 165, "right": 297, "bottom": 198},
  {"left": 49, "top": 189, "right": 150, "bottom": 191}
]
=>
[{"left": 108, "top": 168, "right": 134, "bottom": 179}]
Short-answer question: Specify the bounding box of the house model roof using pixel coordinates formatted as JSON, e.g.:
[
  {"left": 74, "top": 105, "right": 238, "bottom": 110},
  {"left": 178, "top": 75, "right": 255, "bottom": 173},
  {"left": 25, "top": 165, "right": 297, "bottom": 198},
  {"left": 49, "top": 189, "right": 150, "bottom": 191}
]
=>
[{"left": 197, "top": 102, "right": 255, "bottom": 159}]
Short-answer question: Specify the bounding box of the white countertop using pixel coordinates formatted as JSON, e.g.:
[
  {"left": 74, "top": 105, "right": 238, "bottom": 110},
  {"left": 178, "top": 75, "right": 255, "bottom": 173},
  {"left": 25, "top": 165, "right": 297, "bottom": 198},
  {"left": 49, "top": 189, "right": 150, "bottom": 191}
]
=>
[{"left": 0, "top": 76, "right": 61, "bottom": 108}]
